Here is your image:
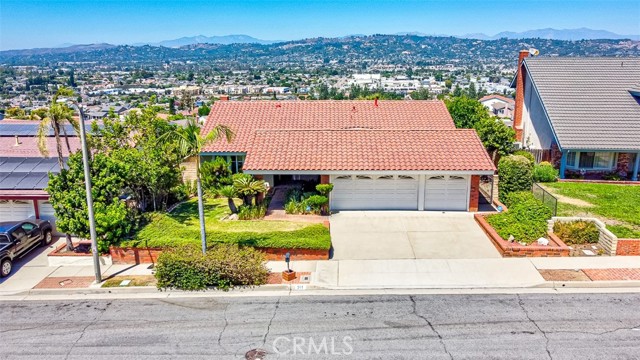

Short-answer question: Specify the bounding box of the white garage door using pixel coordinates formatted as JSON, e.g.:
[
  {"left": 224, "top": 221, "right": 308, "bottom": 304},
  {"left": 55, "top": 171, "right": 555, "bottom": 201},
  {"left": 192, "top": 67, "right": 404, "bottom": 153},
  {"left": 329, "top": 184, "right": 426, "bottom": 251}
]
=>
[
  {"left": 425, "top": 175, "right": 469, "bottom": 211},
  {"left": 0, "top": 200, "right": 35, "bottom": 221},
  {"left": 331, "top": 174, "right": 419, "bottom": 210}
]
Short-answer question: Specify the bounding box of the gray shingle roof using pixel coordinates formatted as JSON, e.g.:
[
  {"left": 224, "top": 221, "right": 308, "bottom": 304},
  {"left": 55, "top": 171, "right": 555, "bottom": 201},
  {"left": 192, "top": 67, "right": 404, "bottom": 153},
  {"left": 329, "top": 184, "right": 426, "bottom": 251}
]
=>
[{"left": 524, "top": 57, "right": 640, "bottom": 151}]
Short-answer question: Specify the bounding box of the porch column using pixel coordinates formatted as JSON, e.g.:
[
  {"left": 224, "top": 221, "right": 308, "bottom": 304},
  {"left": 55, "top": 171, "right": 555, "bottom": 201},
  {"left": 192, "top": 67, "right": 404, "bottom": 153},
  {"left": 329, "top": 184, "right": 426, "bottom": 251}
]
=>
[
  {"left": 33, "top": 199, "right": 40, "bottom": 219},
  {"left": 559, "top": 150, "right": 568, "bottom": 179},
  {"left": 632, "top": 152, "right": 640, "bottom": 181}
]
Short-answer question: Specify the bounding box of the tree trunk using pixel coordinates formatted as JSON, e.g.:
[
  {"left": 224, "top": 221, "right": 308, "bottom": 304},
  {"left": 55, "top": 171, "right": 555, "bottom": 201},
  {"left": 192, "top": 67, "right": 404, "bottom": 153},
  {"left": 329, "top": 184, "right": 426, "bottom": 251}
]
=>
[
  {"left": 53, "top": 122, "right": 65, "bottom": 169},
  {"left": 65, "top": 233, "right": 74, "bottom": 251},
  {"left": 227, "top": 198, "right": 238, "bottom": 213},
  {"left": 196, "top": 176, "right": 207, "bottom": 255}
]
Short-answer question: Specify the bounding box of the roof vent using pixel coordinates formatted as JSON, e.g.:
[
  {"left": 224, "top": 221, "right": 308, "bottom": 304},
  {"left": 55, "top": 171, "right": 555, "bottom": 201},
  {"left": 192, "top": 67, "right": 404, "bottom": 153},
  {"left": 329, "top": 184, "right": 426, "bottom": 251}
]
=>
[{"left": 14, "top": 135, "right": 21, "bottom": 146}]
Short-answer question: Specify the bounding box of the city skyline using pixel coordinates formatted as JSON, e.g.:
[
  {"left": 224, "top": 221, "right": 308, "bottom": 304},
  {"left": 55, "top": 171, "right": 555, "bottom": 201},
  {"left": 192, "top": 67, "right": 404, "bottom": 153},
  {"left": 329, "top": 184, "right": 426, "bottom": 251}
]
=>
[{"left": 1, "top": 0, "right": 639, "bottom": 50}]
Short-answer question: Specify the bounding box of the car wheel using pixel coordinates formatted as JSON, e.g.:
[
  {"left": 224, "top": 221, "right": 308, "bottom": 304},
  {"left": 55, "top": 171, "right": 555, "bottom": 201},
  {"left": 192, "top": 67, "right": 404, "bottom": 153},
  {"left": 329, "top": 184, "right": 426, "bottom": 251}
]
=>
[
  {"left": 42, "top": 231, "right": 53, "bottom": 246},
  {"left": 0, "top": 259, "right": 12, "bottom": 277}
]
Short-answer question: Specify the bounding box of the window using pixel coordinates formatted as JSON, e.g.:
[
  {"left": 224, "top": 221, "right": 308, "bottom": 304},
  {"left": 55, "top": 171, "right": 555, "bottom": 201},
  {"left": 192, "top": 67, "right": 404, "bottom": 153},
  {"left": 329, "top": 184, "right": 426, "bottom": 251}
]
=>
[
  {"left": 335, "top": 175, "right": 351, "bottom": 180},
  {"left": 0, "top": 235, "right": 9, "bottom": 244},
  {"left": 356, "top": 175, "right": 372, "bottom": 180},
  {"left": 398, "top": 175, "right": 415, "bottom": 180},
  {"left": 579, "top": 152, "right": 595, "bottom": 168},
  {"left": 567, "top": 152, "right": 577, "bottom": 167},
  {"left": 377, "top": 175, "right": 394, "bottom": 180},
  {"left": 449, "top": 176, "right": 465, "bottom": 180},
  {"left": 594, "top": 152, "right": 614, "bottom": 169},
  {"left": 21, "top": 223, "right": 35, "bottom": 232},
  {"left": 428, "top": 176, "right": 445, "bottom": 180},
  {"left": 11, "top": 228, "right": 26, "bottom": 240},
  {"left": 201, "top": 154, "right": 245, "bottom": 173}
]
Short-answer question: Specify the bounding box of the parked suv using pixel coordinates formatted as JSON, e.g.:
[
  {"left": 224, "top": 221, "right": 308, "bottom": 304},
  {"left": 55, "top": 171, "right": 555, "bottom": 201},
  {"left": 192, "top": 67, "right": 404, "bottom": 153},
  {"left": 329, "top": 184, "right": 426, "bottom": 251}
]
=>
[{"left": 0, "top": 220, "right": 53, "bottom": 277}]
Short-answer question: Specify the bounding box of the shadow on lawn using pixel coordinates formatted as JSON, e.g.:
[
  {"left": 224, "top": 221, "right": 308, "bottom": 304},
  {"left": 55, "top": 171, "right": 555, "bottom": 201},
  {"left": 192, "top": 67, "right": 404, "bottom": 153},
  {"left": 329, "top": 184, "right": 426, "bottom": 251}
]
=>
[{"left": 169, "top": 200, "right": 224, "bottom": 223}]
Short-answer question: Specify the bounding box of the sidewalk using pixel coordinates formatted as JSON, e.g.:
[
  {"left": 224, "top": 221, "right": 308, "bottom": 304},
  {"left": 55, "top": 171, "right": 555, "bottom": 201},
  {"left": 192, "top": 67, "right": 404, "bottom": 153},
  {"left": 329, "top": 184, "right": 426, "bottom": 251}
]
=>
[{"left": 2, "top": 238, "right": 640, "bottom": 298}]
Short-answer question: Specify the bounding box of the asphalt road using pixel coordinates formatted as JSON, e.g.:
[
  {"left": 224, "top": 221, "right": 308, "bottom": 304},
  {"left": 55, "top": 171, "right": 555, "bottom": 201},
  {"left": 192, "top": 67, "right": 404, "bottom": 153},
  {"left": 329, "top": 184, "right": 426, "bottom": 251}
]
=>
[{"left": 2, "top": 293, "right": 640, "bottom": 359}]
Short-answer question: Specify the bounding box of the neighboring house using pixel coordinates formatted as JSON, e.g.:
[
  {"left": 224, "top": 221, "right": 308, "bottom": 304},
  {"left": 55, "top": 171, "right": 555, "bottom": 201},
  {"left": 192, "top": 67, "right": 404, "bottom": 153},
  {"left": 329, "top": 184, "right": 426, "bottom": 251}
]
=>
[
  {"left": 479, "top": 94, "right": 515, "bottom": 122},
  {"left": 0, "top": 120, "right": 81, "bottom": 224},
  {"left": 199, "top": 100, "right": 495, "bottom": 211},
  {"left": 512, "top": 53, "right": 640, "bottom": 180}
]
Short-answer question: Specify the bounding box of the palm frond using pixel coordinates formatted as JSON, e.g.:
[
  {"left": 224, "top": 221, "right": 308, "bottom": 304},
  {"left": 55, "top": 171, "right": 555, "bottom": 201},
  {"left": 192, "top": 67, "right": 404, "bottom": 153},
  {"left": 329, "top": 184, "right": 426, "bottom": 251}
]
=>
[{"left": 37, "top": 117, "right": 52, "bottom": 157}]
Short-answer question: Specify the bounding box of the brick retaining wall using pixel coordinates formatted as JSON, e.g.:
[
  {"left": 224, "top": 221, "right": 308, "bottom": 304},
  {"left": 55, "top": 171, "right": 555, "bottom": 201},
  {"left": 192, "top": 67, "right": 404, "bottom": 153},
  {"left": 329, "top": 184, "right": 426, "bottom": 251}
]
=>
[
  {"left": 109, "top": 246, "right": 329, "bottom": 264},
  {"left": 616, "top": 239, "right": 640, "bottom": 256}
]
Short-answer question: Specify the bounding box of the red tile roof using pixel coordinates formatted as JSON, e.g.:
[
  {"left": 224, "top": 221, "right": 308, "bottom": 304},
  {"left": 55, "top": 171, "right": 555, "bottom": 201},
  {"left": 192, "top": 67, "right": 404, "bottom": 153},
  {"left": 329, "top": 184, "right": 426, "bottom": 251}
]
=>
[
  {"left": 0, "top": 136, "right": 81, "bottom": 157},
  {"left": 243, "top": 129, "right": 495, "bottom": 172},
  {"left": 202, "top": 100, "right": 455, "bottom": 153}
]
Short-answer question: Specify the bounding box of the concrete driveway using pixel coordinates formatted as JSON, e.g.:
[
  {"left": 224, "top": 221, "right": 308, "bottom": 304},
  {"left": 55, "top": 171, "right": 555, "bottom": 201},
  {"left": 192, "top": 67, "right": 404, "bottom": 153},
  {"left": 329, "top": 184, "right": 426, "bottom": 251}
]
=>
[{"left": 330, "top": 211, "right": 501, "bottom": 260}]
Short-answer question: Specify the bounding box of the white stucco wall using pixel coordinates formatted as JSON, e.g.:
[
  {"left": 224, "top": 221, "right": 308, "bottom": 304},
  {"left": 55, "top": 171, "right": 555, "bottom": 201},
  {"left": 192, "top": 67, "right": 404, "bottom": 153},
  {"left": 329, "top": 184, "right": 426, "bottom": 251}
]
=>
[{"left": 522, "top": 74, "right": 556, "bottom": 150}]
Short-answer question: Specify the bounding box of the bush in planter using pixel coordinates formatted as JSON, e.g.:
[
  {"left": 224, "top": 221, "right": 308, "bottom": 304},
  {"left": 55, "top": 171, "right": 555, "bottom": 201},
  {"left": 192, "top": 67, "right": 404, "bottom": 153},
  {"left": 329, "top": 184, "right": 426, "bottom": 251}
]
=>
[
  {"left": 316, "top": 183, "right": 334, "bottom": 196},
  {"left": 155, "top": 244, "right": 268, "bottom": 291},
  {"left": 533, "top": 161, "right": 558, "bottom": 183},
  {"left": 553, "top": 220, "right": 599, "bottom": 245},
  {"left": 498, "top": 155, "right": 533, "bottom": 203},
  {"left": 486, "top": 192, "right": 553, "bottom": 244}
]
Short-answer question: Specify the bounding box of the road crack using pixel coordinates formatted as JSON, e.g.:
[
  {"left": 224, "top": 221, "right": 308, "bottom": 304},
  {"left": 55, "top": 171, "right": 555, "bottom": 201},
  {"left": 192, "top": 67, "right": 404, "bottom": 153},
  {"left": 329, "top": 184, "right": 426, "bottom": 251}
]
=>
[
  {"left": 517, "top": 294, "right": 552, "bottom": 360},
  {"left": 410, "top": 296, "right": 453, "bottom": 360},
  {"left": 262, "top": 297, "right": 280, "bottom": 347},
  {"left": 217, "top": 303, "right": 229, "bottom": 347},
  {"left": 63, "top": 301, "right": 111, "bottom": 360}
]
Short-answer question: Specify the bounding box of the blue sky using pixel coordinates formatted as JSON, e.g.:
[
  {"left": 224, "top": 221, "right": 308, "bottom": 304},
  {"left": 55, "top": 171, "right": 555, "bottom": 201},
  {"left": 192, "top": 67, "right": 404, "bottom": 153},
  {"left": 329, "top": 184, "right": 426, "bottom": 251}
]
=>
[{"left": 1, "top": 0, "right": 639, "bottom": 50}]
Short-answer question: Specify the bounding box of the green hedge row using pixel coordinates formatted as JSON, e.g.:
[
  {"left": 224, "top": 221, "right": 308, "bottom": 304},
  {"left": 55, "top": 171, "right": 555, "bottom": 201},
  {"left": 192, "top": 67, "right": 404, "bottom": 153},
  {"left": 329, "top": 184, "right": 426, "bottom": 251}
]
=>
[{"left": 155, "top": 245, "right": 269, "bottom": 291}]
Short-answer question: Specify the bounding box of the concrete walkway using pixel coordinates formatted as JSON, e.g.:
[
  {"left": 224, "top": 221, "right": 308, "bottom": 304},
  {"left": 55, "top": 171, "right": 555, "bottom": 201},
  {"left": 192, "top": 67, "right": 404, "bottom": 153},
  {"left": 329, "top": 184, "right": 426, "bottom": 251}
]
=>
[{"left": 330, "top": 211, "right": 501, "bottom": 260}]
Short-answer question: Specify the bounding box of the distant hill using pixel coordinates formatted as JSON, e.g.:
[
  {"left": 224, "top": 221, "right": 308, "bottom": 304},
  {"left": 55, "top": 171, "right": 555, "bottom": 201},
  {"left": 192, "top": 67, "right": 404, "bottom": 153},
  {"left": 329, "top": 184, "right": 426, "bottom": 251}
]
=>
[
  {"left": 0, "top": 43, "right": 117, "bottom": 56},
  {"left": 462, "top": 28, "right": 640, "bottom": 41},
  {"left": 137, "top": 34, "right": 281, "bottom": 47}
]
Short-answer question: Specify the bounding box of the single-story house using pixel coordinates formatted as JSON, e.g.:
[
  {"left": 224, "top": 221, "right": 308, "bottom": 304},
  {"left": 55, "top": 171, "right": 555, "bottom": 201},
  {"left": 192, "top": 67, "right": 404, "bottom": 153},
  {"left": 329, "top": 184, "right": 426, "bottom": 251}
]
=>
[
  {"left": 512, "top": 53, "right": 640, "bottom": 180},
  {"left": 479, "top": 94, "right": 515, "bottom": 121},
  {"left": 0, "top": 120, "right": 81, "bottom": 224},
  {"left": 199, "top": 100, "right": 495, "bottom": 211}
]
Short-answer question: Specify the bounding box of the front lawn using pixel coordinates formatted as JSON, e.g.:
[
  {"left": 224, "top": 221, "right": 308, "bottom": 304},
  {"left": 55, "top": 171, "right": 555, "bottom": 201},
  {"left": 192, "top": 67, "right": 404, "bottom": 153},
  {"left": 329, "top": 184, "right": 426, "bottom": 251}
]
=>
[
  {"left": 122, "top": 198, "right": 331, "bottom": 250},
  {"left": 543, "top": 182, "right": 640, "bottom": 238}
]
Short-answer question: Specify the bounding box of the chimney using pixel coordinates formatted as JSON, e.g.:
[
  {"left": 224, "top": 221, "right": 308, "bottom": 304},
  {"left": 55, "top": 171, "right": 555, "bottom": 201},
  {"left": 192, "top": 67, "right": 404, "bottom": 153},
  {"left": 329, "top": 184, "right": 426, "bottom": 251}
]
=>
[
  {"left": 219, "top": 95, "right": 229, "bottom": 101},
  {"left": 513, "top": 49, "right": 529, "bottom": 142},
  {"left": 14, "top": 135, "right": 21, "bottom": 146}
]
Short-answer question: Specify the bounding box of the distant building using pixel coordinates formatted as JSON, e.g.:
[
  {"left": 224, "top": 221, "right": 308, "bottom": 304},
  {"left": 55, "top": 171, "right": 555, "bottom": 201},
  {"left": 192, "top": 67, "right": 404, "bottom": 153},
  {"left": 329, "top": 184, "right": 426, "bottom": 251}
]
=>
[{"left": 479, "top": 94, "right": 515, "bottom": 121}]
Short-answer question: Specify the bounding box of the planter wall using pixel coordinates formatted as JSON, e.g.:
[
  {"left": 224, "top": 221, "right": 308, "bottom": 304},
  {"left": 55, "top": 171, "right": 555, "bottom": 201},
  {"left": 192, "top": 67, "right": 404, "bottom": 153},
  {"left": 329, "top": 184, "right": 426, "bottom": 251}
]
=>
[
  {"left": 108, "top": 246, "right": 330, "bottom": 265},
  {"left": 474, "top": 214, "right": 570, "bottom": 257},
  {"left": 48, "top": 243, "right": 113, "bottom": 267},
  {"left": 548, "top": 217, "right": 618, "bottom": 256}
]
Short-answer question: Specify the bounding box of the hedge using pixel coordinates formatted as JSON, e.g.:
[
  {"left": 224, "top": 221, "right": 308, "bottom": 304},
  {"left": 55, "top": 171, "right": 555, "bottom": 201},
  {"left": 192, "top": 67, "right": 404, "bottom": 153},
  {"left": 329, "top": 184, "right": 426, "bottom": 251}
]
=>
[
  {"left": 533, "top": 162, "right": 558, "bottom": 183},
  {"left": 498, "top": 155, "right": 533, "bottom": 203},
  {"left": 155, "top": 245, "right": 269, "bottom": 291}
]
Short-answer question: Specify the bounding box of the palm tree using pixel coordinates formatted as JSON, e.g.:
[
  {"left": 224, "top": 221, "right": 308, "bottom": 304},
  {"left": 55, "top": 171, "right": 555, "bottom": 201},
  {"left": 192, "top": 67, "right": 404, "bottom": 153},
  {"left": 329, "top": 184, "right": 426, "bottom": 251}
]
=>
[
  {"left": 160, "top": 118, "right": 234, "bottom": 254},
  {"left": 38, "top": 87, "right": 78, "bottom": 251},
  {"left": 37, "top": 87, "right": 78, "bottom": 169},
  {"left": 233, "top": 176, "right": 267, "bottom": 206},
  {"left": 217, "top": 185, "right": 238, "bottom": 214}
]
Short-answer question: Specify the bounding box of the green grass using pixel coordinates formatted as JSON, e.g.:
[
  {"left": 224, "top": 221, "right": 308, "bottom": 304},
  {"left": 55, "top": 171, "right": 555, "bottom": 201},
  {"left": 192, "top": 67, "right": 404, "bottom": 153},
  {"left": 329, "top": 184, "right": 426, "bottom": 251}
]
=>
[
  {"left": 544, "top": 182, "right": 640, "bottom": 238},
  {"left": 122, "top": 198, "right": 331, "bottom": 250}
]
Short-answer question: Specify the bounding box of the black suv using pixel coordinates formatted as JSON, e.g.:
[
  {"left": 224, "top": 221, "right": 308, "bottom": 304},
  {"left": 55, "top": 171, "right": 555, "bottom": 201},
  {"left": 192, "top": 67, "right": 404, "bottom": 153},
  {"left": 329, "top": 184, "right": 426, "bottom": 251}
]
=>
[{"left": 0, "top": 220, "right": 53, "bottom": 277}]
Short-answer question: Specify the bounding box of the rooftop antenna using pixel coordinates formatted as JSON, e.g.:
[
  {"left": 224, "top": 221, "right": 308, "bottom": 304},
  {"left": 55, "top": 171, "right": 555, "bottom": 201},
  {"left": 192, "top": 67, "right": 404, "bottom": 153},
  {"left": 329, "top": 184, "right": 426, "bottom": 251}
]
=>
[{"left": 529, "top": 48, "right": 540, "bottom": 56}]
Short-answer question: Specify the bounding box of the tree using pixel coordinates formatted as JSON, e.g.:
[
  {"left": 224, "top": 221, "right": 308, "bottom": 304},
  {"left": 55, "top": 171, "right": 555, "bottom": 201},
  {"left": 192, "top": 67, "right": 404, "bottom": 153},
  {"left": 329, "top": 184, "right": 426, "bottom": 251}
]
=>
[
  {"left": 67, "top": 69, "right": 76, "bottom": 87},
  {"left": 198, "top": 104, "right": 211, "bottom": 116},
  {"left": 474, "top": 118, "right": 516, "bottom": 162},
  {"left": 232, "top": 174, "right": 266, "bottom": 206},
  {"left": 37, "top": 87, "right": 78, "bottom": 169},
  {"left": 467, "top": 82, "right": 477, "bottom": 99},
  {"left": 445, "top": 96, "right": 490, "bottom": 129},
  {"left": 409, "top": 88, "right": 432, "bottom": 100},
  {"left": 168, "top": 97, "right": 176, "bottom": 115},
  {"left": 159, "top": 118, "right": 234, "bottom": 254},
  {"left": 46, "top": 152, "right": 136, "bottom": 253}
]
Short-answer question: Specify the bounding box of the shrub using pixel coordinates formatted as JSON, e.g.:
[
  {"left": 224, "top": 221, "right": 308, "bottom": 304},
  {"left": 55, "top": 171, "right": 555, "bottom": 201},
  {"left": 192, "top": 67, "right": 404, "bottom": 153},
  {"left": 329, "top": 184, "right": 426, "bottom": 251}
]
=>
[
  {"left": 285, "top": 187, "right": 304, "bottom": 203},
  {"left": 553, "top": 220, "right": 599, "bottom": 245},
  {"left": 498, "top": 155, "right": 533, "bottom": 203},
  {"left": 603, "top": 172, "right": 623, "bottom": 181},
  {"left": 486, "top": 193, "right": 553, "bottom": 244},
  {"left": 305, "top": 195, "right": 328, "bottom": 214},
  {"left": 315, "top": 183, "right": 334, "bottom": 196},
  {"left": 155, "top": 244, "right": 268, "bottom": 291},
  {"left": 200, "top": 157, "right": 232, "bottom": 190},
  {"left": 237, "top": 205, "right": 267, "bottom": 220},
  {"left": 284, "top": 200, "right": 306, "bottom": 214},
  {"left": 533, "top": 162, "right": 558, "bottom": 183},
  {"left": 513, "top": 150, "right": 536, "bottom": 165}
]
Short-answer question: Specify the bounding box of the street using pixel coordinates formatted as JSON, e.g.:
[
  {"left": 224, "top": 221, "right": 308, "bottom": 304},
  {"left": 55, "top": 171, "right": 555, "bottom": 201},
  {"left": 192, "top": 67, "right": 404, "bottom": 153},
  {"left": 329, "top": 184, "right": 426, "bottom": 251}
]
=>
[{"left": 2, "top": 293, "right": 640, "bottom": 359}]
